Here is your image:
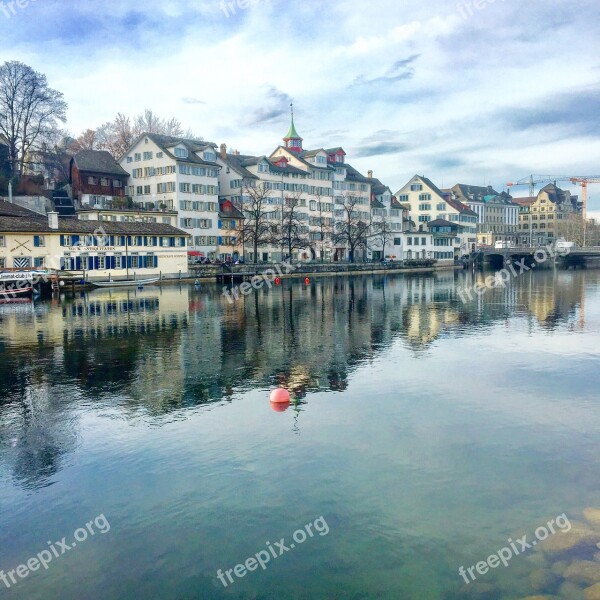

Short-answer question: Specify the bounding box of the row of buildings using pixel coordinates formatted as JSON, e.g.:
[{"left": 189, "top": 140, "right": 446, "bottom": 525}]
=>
[{"left": 0, "top": 116, "right": 583, "bottom": 276}]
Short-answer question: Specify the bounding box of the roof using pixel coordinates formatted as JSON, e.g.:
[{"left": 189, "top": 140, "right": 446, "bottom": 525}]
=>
[
  {"left": 72, "top": 151, "right": 129, "bottom": 177},
  {"left": 371, "top": 199, "right": 385, "bottom": 209},
  {"left": 284, "top": 116, "right": 302, "bottom": 141},
  {"left": 218, "top": 201, "right": 245, "bottom": 220},
  {"left": 427, "top": 218, "right": 462, "bottom": 228},
  {"left": 344, "top": 163, "right": 372, "bottom": 184},
  {"left": 444, "top": 196, "right": 478, "bottom": 216},
  {"left": 512, "top": 197, "right": 536, "bottom": 206},
  {"left": 369, "top": 177, "right": 392, "bottom": 197},
  {"left": 131, "top": 133, "right": 220, "bottom": 168},
  {"left": 452, "top": 183, "right": 500, "bottom": 199},
  {"left": 0, "top": 200, "right": 189, "bottom": 236},
  {"left": 220, "top": 153, "right": 260, "bottom": 180},
  {"left": 324, "top": 147, "right": 346, "bottom": 155}
]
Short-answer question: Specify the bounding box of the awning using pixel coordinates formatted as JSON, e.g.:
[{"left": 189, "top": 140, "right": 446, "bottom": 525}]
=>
[{"left": 187, "top": 251, "right": 204, "bottom": 257}]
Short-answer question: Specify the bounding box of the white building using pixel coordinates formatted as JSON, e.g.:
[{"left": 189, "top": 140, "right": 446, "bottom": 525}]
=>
[
  {"left": 218, "top": 115, "right": 375, "bottom": 262},
  {"left": 396, "top": 175, "right": 477, "bottom": 256},
  {"left": 120, "top": 134, "right": 221, "bottom": 259}
]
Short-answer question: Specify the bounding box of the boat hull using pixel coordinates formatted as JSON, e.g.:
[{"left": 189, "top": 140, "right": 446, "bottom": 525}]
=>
[{"left": 90, "top": 278, "right": 160, "bottom": 288}]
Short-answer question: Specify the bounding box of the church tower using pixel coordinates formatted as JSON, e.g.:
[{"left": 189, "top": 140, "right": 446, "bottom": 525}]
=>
[{"left": 283, "top": 104, "right": 303, "bottom": 153}]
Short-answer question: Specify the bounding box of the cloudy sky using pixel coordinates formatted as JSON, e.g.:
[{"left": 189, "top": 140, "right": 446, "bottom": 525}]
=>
[{"left": 1, "top": 0, "right": 600, "bottom": 211}]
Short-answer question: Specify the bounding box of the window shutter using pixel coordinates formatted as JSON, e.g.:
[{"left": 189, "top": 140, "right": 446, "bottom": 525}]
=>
[{"left": 60, "top": 235, "right": 65, "bottom": 246}]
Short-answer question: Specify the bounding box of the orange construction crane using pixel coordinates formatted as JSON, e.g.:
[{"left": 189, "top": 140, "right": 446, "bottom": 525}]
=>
[
  {"left": 507, "top": 175, "right": 600, "bottom": 220},
  {"left": 570, "top": 177, "right": 600, "bottom": 221}
]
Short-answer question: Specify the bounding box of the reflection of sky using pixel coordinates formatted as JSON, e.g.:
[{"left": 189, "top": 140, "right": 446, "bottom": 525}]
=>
[{"left": 0, "top": 272, "right": 599, "bottom": 599}]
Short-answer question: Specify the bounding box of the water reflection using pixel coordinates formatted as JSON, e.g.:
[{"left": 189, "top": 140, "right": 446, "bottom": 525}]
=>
[{"left": 0, "top": 269, "right": 594, "bottom": 492}]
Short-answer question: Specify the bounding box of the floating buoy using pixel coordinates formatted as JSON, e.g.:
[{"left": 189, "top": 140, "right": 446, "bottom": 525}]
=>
[
  {"left": 270, "top": 388, "right": 291, "bottom": 404},
  {"left": 275, "top": 277, "right": 281, "bottom": 285},
  {"left": 304, "top": 277, "right": 310, "bottom": 285},
  {"left": 270, "top": 402, "right": 290, "bottom": 413}
]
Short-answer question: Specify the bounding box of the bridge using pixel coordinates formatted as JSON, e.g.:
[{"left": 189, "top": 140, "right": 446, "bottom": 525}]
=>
[{"left": 473, "top": 246, "right": 600, "bottom": 269}]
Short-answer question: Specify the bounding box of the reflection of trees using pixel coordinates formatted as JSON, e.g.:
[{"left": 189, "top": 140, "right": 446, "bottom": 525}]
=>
[{"left": 0, "top": 269, "right": 592, "bottom": 462}]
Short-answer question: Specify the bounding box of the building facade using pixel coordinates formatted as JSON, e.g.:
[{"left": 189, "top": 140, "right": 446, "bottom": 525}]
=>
[
  {"left": 119, "top": 134, "right": 221, "bottom": 259},
  {"left": 0, "top": 200, "right": 189, "bottom": 279},
  {"left": 396, "top": 175, "right": 477, "bottom": 255}
]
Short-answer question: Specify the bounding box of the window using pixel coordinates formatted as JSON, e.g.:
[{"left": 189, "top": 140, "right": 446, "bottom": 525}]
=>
[
  {"left": 0, "top": 235, "right": 5, "bottom": 247},
  {"left": 34, "top": 257, "right": 45, "bottom": 268},
  {"left": 316, "top": 155, "right": 326, "bottom": 164},
  {"left": 144, "top": 185, "right": 151, "bottom": 194},
  {"left": 204, "top": 151, "right": 216, "bottom": 161},
  {"left": 143, "top": 151, "right": 153, "bottom": 160},
  {"left": 180, "top": 183, "right": 191, "bottom": 193},
  {"left": 437, "top": 203, "right": 446, "bottom": 211},
  {"left": 394, "top": 238, "right": 402, "bottom": 246},
  {"left": 258, "top": 163, "right": 269, "bottom": 173},
  {"left": 156, "top": 152, "right": 163, "bottom": 158},
  {"left": 88, "top": 176, "right": 98, "bottom": 185},
  {"left": 418, "top": 215, "right": 431, "bottom": 222},
  {"left": 97, "top": 255, "right": 106, "bottom": 270},
  {"left": 421, "top": 237, "right": 427, "bottom": 245},
  {"left": 126, "top": 156, "right": 133, "bottom": 163},
  {"left": 134, "top": 153, "right": 141, "bottom": 162},
  {"left": 132, "top": 168, "right": 143, "bottom": 178},
  {"left": 113, "top": 179, "right": 122, "bottom": 188},
  {"left": 419, "top": 194, "right": 432, "bottom": 201},
  {"left": 179, "top": 165, "right": 192, "bottom": 175},
  {"left": 101, "top": 178, "right": 110, "bottom": 187},
  {"left": 174, "top": 147, "right": 188, "bottom": 158},
  {"left": 419, "top": 204, "right": 431, "bottom": 211},
  {"left": 411, "top": 184, "right": 423, "bottom": 191},
  {"left": 33, "top": 235, "right": 45, "bottom": 247}
]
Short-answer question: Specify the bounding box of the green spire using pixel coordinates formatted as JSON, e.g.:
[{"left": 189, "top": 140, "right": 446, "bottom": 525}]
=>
[{"left": 284, "top": 103, "right": 302, "bottom": 141}]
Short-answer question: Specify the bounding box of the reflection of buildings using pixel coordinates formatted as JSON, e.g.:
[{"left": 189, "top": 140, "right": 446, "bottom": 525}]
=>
[{"left": 0, "top": 270, "right": 594, "bottom": 489}]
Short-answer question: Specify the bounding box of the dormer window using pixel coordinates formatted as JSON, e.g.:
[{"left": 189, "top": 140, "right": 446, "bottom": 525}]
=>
[
  {"left": 258, "top": 163, "right": 269, "bottom": 173},
  {"left": 316, "top": 155, "right": 326, "bottom": 165},
  {"left": 336, "top": 154, "right": 343, "bottom": 163},
  {"left": 203, "top": 151, "right": 216, "bottom": 161},
  {"left": 175, "top": 147, "right": 188, "bottom": 158}
]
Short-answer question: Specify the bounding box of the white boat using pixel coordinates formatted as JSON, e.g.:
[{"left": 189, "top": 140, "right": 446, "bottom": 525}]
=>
[{"left": 90, "top": 277, "right": 160, "bottom": 288}]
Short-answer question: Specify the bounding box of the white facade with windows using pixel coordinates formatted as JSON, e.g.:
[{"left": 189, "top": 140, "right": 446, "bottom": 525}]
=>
[
  {"left": 120, "top": 134, "right": 221, "bottom": 258},
  {"left": 396, "top": 175, "right": 477, "bottom": 256}
]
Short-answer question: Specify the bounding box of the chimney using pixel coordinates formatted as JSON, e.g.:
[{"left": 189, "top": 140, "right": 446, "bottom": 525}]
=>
[
  {"left": 233, "top": 149, "right": 240, "bottom": 156},
  {"left": 48, "top": 211, "right": 59, "bottom": 230},
  {"left": 220, "top": 143, "right": 227, "bottom": 160},
  {"left": 368, "top": 170, "right": 373, "bottom": 179}
]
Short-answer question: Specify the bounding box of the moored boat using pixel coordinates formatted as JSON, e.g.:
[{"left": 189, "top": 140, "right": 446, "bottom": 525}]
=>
[{"left": 90, "top": 277, "right": 160, "bottom": 288}]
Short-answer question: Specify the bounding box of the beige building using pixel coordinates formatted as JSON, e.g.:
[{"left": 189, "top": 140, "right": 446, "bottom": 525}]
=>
[
  {"left": 515, "top": 183, "right": 580, "bottom": 245},
  {"left": 0, "top": 200, "right": 190, "bottom": 280}
]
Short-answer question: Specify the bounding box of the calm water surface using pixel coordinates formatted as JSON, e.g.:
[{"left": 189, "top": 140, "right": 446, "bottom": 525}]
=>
[{"left": 1, "top": 270, "right": 599, "bottom": 599}]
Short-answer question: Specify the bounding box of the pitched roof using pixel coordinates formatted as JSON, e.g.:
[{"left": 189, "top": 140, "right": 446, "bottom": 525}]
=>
[
  {"left": 133, "top": 133, "right": 220, "bottom": 168},
  {"left": 444, "top": 196, "right": 478, "bottom": 216},
  {"left": 220, "top": 153, "right": 260, "bottom": 180},
  {"left": 417, "top": 175, "right": 447, "bottom": 200},
  {"left": 72, "top": 151, "right": 129, "bottom": 177},
  {"left": 0, "top": 200, "right": 189, "bottom": 236},
  {"left": 512, "top": 197, "right": 536, "bottom": 206},
  {"left": 344, "top": 163, "right": 371, "bottom": 184},
  {"left": 427, "top": 218, "right": 461, "bottom": 228},
  {"left": 324, "top": 147, "right": 346, "bottom": 155},
  {"left": 452, "top": 183, "right": 500, "bottom": 199}
]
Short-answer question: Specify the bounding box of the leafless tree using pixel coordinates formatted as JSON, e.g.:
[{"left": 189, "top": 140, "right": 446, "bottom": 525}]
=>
[
  {"left": 0, "top": 61, "right": 67, "bottom": 178},
  {"left": 313, "top": 192, "right": 333, "bottom": 262},
  {"left": 274, "top": 191, "right": 309, "bottom": 260},
  {"left": 371, "top": 214, "right": 394, "bottom": 260},
  {"left": 333, "top": 192, "right": 372, "bottom": 262},
  {"left": 236, "top": 182, "right": 277, "bottom": 263},
  {"left": 72, "top": 128, "right": 99, "bottom": 152}
]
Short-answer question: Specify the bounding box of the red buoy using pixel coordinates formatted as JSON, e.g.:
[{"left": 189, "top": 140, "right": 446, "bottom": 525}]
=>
[
  {"left": 304, "top": 277, "right": 310, "bottom": 285},
  {"left": 270, "top": 388, "right": 291, "bottom": 404},
  {"left": 270, "top": 402, "right": 290, "bottom": 413},
  {"left": 275, "top": 277, "right": 281, "bottom": 285}
]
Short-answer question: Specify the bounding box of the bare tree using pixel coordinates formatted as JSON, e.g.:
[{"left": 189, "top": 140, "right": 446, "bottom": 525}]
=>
[
  {"left": 371, "top": 214, "right": 394, "bottom": 260},
  {"left": 96, "top": 113, "right": 133, "bottom": 159},
  {"left": 0, "top": 61, "right": 67, "bottom": 178},
  {"left": 72, "top": 128, "right": 99, "bottom": 152},
  {"left": 313, "top": 192, "right": 333, "bottom": 262},
  {"left": 333, "top": 193, "right": 372, "bottom": 262},
  {"left": 274, "top": 191, "right": 309, "bottom": 261},
  {"left": 236, "top": 182, "right": 277, "bottom": 263}
]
